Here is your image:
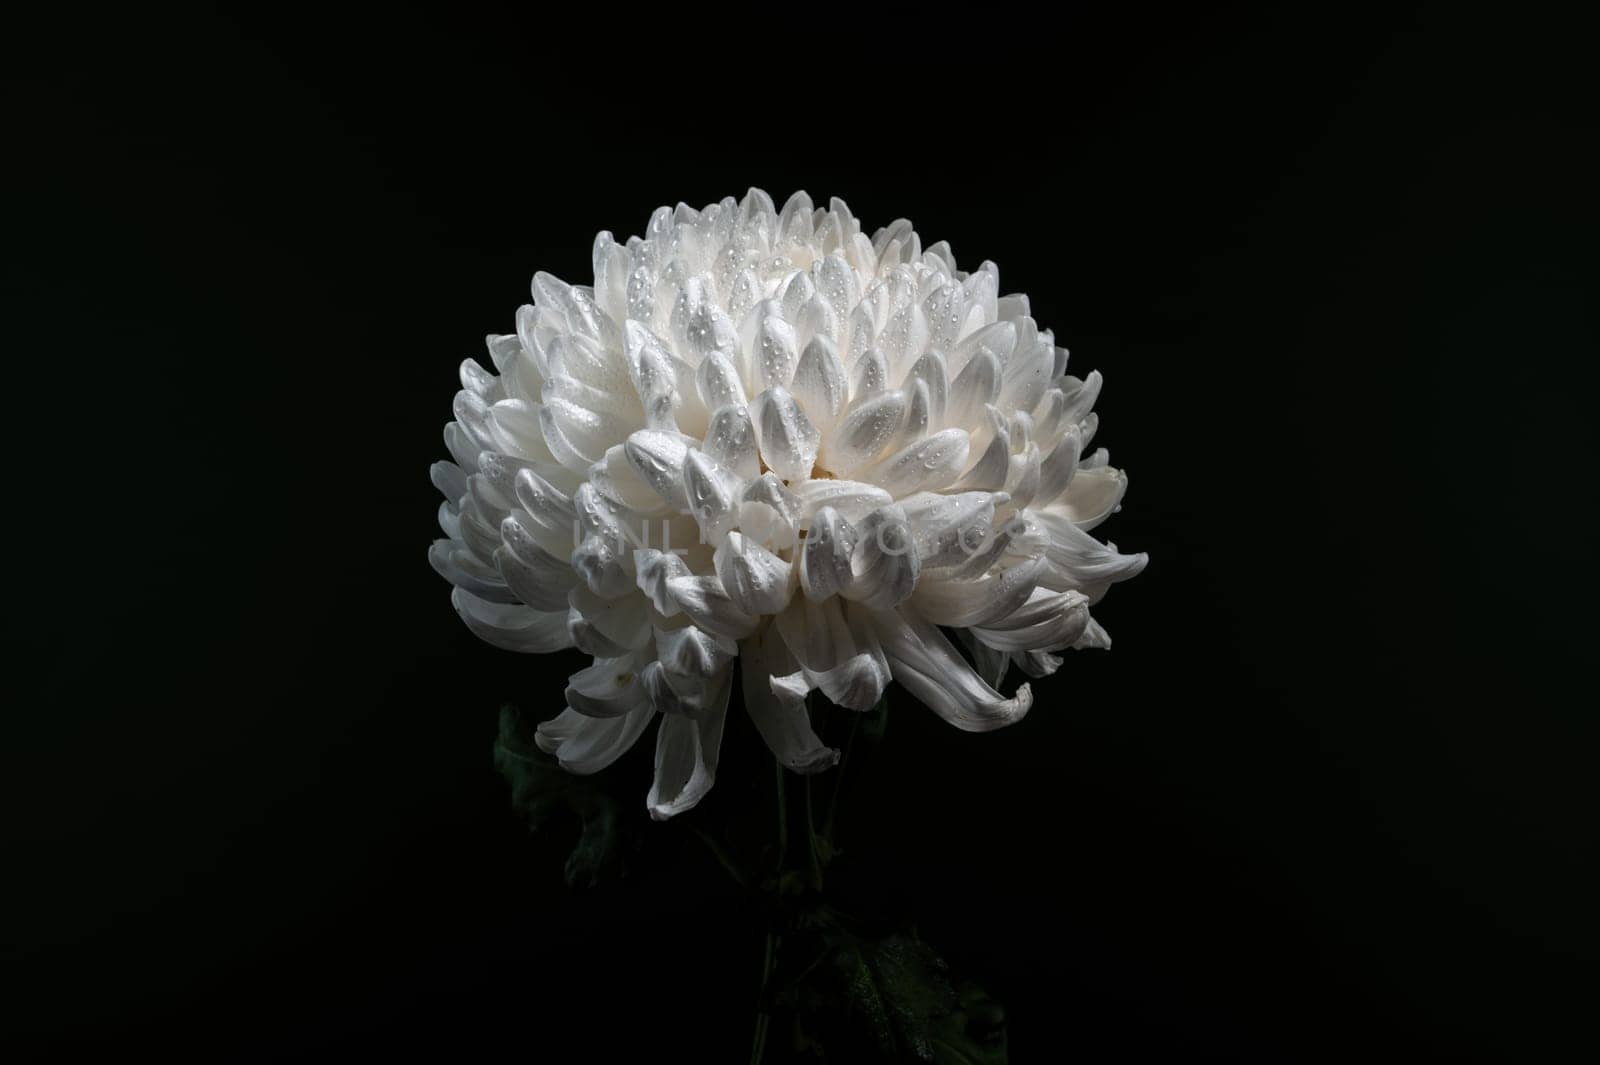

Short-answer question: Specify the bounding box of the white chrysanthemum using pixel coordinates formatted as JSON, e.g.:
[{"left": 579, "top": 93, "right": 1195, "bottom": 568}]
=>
[{"left": 431, "top": 190, "right": 1146, "bottom": 819}]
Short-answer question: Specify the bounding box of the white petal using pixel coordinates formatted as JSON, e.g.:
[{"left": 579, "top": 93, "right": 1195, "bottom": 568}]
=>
[
  {"left": 922, "top": 282, "right": 964, "bottom": 352},
  {"left": 714, "top": 532, "right": 795, "bottom": 616},
  {"left": 696, "top": 348, "right": 747, "bottom": 412},
  {"left": 799, "top": 505, "right": 857, "bottom": 601},
  {"left": 655, "top": 621, "right": 736, "bottom": 688},
  {"left": 1032, "top": 388, "right": 1069, "bottom": 449},
  {"left": 647, "top": 670, "right": 731, "bottom": 819},
  {"left": 443, "top": 421, "right": 480, "bottom": 475},
  {"left": 724, "top": 266, "right": 763, "bottom": 327},
  {"left": 665, "top": 574, "right": 760, "bottom": 641},
  {"left": 850, "top": 344, "right": 890, "bottom": 400},
  {"left": 876, "top": 297, "right": 929, "bottom": 370},
  {"left": 752, "top": 314, "right": 800, "bottom": 393},
  {"left": 429, "top": 540, "right": 514, "bottom": 602},
  {"left": 1051, "top": 465, "right": 1128, "bottom": 531},
  {"left": 946, "top": 349, "right": 1001, "bottom": 430},
  {"left": 565, "top": 652, "right": 652, "bottom": 718},
  {"left": 794, "top": 292, "right": 839, "bottom": 354},
  {"left": 962, "top": 265, "right": 999, "bottom": 329},
  {"left": 730, "top": 502, "right": 785, "bottom": 555},
  {"left": 513, "top": 467, "right": 576, "bottom": 536},
  {"left": 599, "top": 444, "right": 671, "bottom": 515},
  {"left": 493, "top": 534, "right": 575, "bottom": 612},
  {"left": 451, "top": 588, "right": 574, "bottom": 653},
  {"left": 870, "top": 428, "right": 970, "bottom": 497},
  {"left": 702, "top": 403, "right": 761, "bottom": 482},
  {"left": 438, "top": 500, "right": 461, "bottom": 540},
  {"left": 1058, "top": 370, "right": 1103, "bottom": 424},
  {"left": 592, "top": 233, "right": 631, "bottom": 325},
  {"left": 452, "top": 390, "right": 495, "bottom": 455},
  {"left": 940, "top": 524, "right": 1017, "bottom": 591},
  {"left": 475, "top": 451, "right": 545, "bottom": 510},
  {"left": 566, "top": 583, "right": 651, "bottom": 657},
  {"left": 682, "top": 448, "right": 742, "bottom": 546},
  {"left": 741, "top": 474, "right": 802, "bottom": 541},
  {"left": 466, "top": 472, "right": 512, "bottom": 526},
  {"left": 957, "top": 629, "right": 1011, "bottom": 689},
  {"left": 623, "top": 320, "right": 677, "bottom": 403},
  {"left": 486, "top": 399, "right": 556, "bottom": 465},
  {"left": 1077, "top": 413, "right": 1100, "bottom": 453},
  {"left": 841, "top": 505, "right": 920, "bottom": 610},
  {"left": 740, "top": 623, "right": 838, "bottom": 773},
  {"left": 900, "top": 490, "right": 1005, "bottom": 570},
  {"left": 910, "top": 556, "right": 1045, "bottom": 628},
  {"left": 457, "top": 503, "right": 504, "bottom": 565},
  {"left": 953, "top": 321, "right": 1016, "bottom": 374},
  {"left": 1014, "top": 649, "right": 1063, "bottom": 677},
  {"left": 871, "top": 607, "right": 1032, "bottom": 732},
  {"left": 821, "top": 388, "right": 906, "bottom": 477},
  {"left": 885, "top": 378, "right": 932, "bottom": 454},
  {"left": 772, "top": 597, "right": 890, "bottom": 710},
  {"left": 790, "top": 335, "right": 848, "bottom": 434},
  {"left": 1033, "top": 509, "right": 1149, "bottom": 601},
  {"left": 571, "top": 534, "right": 633, "bottom": 599},
  {"left": 751, "top": 387, "right": 821, "bottom": 482},
  {"left": 1000, "top": 334, "right": 1054, "bottom": 414},
  {"left": 777, "top": 189, "right": 814, "bottom": 248},
  {"left": 640, "top": 660, "right": 696, "bottom": 716},
  {"left": 901, "top": 352, "right": 948, "bottom": 431},
  {"left": 790, "top": 479, "right": 894, "bottom": 525},
  {"left": 1073, "top": 615, "right": 1113, "bottom": 650},
  {"left": 813, "top": 253, "right": 859, "bottom": 322},
  {"left": 922, "top": 241, "right": 956, "bottom": 278},
  {"left": 633, "top": 548, "right": 691, "bottom": 615},
  {"left": 670, "top": 276, "right": 739, "bottom": 360},
  {"left": 998, "top": 513, "right": 1051, "bottom": 566},
  {"left": 537, "top": 401, "right": 597, "bottom": 472},
  {"left": 1001, "top": 443, "right": 1041, "bottom": 515},
  {"left": 1034, "top": 427, "right": 1083, "bottom": 505},
  {"left": 969, "top": 587, "right": 1091, "bottom": 652},
  {"left": 514, "top": 304, "right": 547, "bottom": 377},
  {"left": 535, "top": 705, "right": 656, "bottom": 775},
  {"left": 780, "top": 271, "right": 815, "bottom": 326},
  {"left": 430, "top": 460, "right": 468, "bottom": 506},
  {"left": 546, "top": 331, "right": 631, "bottom": 398},
  {"left": 481, "top": 338, "right": 525, "bottom": 388},
  {"left": 549, "top": 374, "right": 637, "bottom": 434},
  {"left": 624, "top": 429, "right": 694, "bottom": 510}
]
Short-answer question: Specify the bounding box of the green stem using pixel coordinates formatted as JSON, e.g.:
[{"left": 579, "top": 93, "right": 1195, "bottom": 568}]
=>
[
  {"left": 752, "top": 694, "right": 881, "bottom": 1062},
  {"left": 803, "top": 772, "right": 822, "bottom": 891},
  {"left": 750, "top": 927, "right": 778, "bottom": 1064},
  {"left": 773, "top": 752, "right": 787, "bottom": 867},
  {"left": 823, "top": 709, "right": 863, "bottom": 843},
  {"left": 691, "top": 827, "right": 751, "bottom": 889},
  {"left": 752, "top": 751, "right": 788, "bottom": 1065}
]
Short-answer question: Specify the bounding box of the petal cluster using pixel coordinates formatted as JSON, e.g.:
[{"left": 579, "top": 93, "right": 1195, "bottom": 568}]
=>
[{"left": 431, "top": 190, "right": 1145, "bottom": 818}]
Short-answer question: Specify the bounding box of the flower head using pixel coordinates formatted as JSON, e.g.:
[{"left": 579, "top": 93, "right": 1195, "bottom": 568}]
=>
[{"left": 432, "top": 190, "right": 1145, "bottom": 818}]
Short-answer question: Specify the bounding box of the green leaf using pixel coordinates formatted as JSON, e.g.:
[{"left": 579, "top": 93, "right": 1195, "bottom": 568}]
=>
[
  {"left": 836, "top": 942, "right": 899, "bottom": 1057},
  {"left": 814, "top": 929, "right": 1007, "bottom": 1063},
  {"left": 492, "top": 704, "right": 628, "bottom": 889}
]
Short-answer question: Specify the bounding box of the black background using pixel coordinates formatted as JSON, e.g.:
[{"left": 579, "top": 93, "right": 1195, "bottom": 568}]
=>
[{"left": 13, "top": 5, "right": 1597, "bottom": 1061}]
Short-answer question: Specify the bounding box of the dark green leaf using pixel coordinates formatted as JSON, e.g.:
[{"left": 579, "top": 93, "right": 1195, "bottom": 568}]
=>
[
  {"left": 492, "top": 704, "right": 628, "bottom": 889},
  {"left": 802, "top": 928, "right": 1007, "bottom": 1063}
]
